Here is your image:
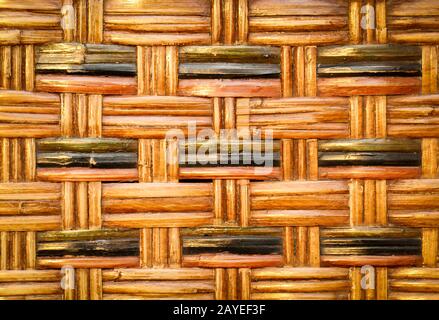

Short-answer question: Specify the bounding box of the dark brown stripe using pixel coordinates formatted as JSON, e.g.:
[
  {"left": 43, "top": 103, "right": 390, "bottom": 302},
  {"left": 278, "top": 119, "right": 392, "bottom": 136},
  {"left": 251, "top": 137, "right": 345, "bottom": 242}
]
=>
[
  {"left": 318, "top": 61, "right": 421, "bottom": 77},
  {"left": 318, "top": 151, "right": 420, "bottom": 167},
  {"left": 180, "top": 152, "right": 280, "bottom": 167},
  {"left": 179, "top": 63, "right": 280, "bottom": 79},
  {"left": 37, "top": 152, "right": 137, "bottom": 168},
  {"left": 37, "top": 229, "right": 140, "bottom": 257},
  {"left": 320, "top": 227, "right": 422, "bottom": 257},
  {"left": 180, "top": 140, "right": 280, "bottom": 167},
  {"left": 180, "top": 46, "right": 280, "bottom": 63},
  {"left": 37, "top": 63, "right": 136, "bottom": 76},
  {"left": 37, "top": 138, "right": 138, "bottom": 153},
  {"left": 37, "top": 238, "right": 139, "bottom": 257},
  {"left": 182, "top": 227, "right": 282, "bottom": 256},
  {"left": 318, "top": 139, "right": 421, "bottom": 153}
]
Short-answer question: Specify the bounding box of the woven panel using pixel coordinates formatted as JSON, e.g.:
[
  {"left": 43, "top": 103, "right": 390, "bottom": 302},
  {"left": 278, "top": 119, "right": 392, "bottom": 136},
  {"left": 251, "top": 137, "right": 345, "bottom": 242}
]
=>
[{"left": 0, "top": 0, "right": 438, "bottom": 300}]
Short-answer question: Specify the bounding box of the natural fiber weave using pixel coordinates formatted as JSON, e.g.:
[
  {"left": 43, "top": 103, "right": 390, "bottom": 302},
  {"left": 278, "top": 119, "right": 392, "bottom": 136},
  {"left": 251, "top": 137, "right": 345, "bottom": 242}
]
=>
[{"left": 0, "top": 0, "right": 438, "bottom": 300}]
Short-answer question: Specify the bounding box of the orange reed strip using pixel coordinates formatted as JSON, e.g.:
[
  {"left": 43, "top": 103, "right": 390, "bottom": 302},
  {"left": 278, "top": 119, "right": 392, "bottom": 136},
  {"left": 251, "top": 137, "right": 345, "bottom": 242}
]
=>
[
  {"left": 37, "top": 168, "right": 138, "bottom": 182},
  {"left": 0, "top": 125, "right": 60, "bottom": 138},
  {"left": 250, "top": 210, "right": 349, "bottom": 226},
  {"left": 178, "top": 79, "right": 281, "bottom": 97},
  {"left": 321, "top": 255, "right": 421, "bottom": 267},
  {"left": 0, "top": 215, "right": 61, "bottom": 231},
  {"left": 179, "top": 167, "right": 281, "bottom": 180},
  {"left": 319, "top": 166, "right": 421, "bottom": 180},
  {"left": 182, "top": 253, "right": 283, "bottom": 268},
  {"left": 38, "top": 257, "right": 139, "bottom": 269},
  {"left": 318, "top": 77, "right": 422, "bottom": 96},
  {"left": 36, "top": 75, "right": 137, "bottom": 95}
]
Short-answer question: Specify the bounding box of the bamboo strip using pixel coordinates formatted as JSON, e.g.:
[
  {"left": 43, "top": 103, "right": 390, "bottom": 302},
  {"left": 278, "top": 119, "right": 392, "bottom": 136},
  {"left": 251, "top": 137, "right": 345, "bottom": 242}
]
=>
[
  {"left": 309, "top": 227, "right": 320, "bottom": 267},
  {"left": 224, "top": 0, "right": 235, "bottom": 45},
  {"left": 25, "top": 45, "right": 34, "bottom": 91},
  {"left": 422, "top": 228, "right": 438, "bottom": 266},
  {"left": 319, "top": 77, "right": 422, "bottom": 97},
  {"left": 104, "top": 32, "right": 210, "bottom": 46},
  {"left": 0, "top": 47, "right": 11, "bottom": 89},
  {"left": 252, "top": 280, "right": 349, "bottom": 292},
  {"left": 103, "top": 212, "right": 213, "bottom": 228},
  {"left": 38, "top": 257, "right": 139, "bottom": 269},
  {"left": 294, "top": 47, "right": 305, "bottom": 97},
  {"left": 77, "top": 0, "right": 87, "bottom": 43},
  {"left": 103, "top": 182, "right": 212, "bottom": 199},
  {"left": 105, "top": 15, "right": 210, "bottom": 33},
  {"left": 239, "top": 180, "right": 250, "bottom": 227},
  {"left": 90, "top": 268, "right": 102, "bottom": 300},
  {"left": 349, "top": 0, "right": 361, "bottom": 44},
  {"left": 0, "top": 232, "right": 9, "bottom": 269},
  {"left": 281, "top": 47, "right": 293, "bottom": 97},
  {"left": 10, "top": 139, "right": 22, "bottom": 182},
  {"left": 305, "top": 46, "right": 317, "bottom": 97},
  {"left": 251, "top": 292, "right": 348, "bottom": 300},
  {"left": 103, "top": 268, "right": 213, "bottom": 282},
  {"left": 178, "top": 79, "right": 281, "bottom": 97},
  {"left": 103, "top": 280, "right": 214, "bottom": 294},
  {"left": 88, "top": 182, "right": 101, "bottom": 229},
  {"left": 296, "top": 140, "right": 306, "bottom": 180},
  {"left": 211, "top": 0, "right": 222, "bottom": 44},
  {"left": 237, "top": 0, "right": 248, "bottom": 44},
  {"left": 165, "top": 46, "right": 178, "bottom": 96},
  {"left": 76, "top": 94, "right": 88, "bottom": 137},
  {"left": 252, "top": 267, "right": 349, "bottom": 280},
  {"left": 283, "top": 227, "right": 294, "bottom": 266},
  {"left": 179, "top": 167, "right": 281, "bottom": 180},
  {"left": 248, "top": 32, "right": 349, "bottom": 46},
  {"left": 182, "top": 253, "right": 283, "bottom": 268},
  {"left": 422, "top": 139, "right": 438, "bottom": 178},
  {"left": 423, "top": 46, "right": 432, "bottom": 94},
  {"left": 215, "top": 268, "right": 226, "bottom": 300},
  {"left": 25, "top": 232, "right": 36, "bottom": 269},
  {"left": 77, "top": 269, "right": 89, "bottom": 300},
  {"left": 319, "top": 166, "right": 421, "bottom": 180},
  {"left": 11, "top": 46, "right": 22, "bottom": 90},
  {"left": 297, "top": 227, "right": 308, "bottom": 266},
  {"left": 77, "top": 182, "right": 88, "bottom": 229},
  {"left": 88, "top": 95, "right": 102, "bottom": 137},
  {"left": 249, "top": 0, "right": 348, "bottom": 16},
  {"left": 0, "top": 216, "right": 60, "bottom": 231},
  {"left": 389, "top": 32, "right": 439, "bottom": 44},
  {"left": 239, "top": 268, "right": 251, "bottom": 299},
  {"left": 62, "top": 0, "right": 74, "bottom": 42},
  {"left": 0, "top": 283, "right": 62, "bottom": 296},
  {"left": 37, "top": 168, "right": 138, "bottom": 182},
  {"left": 213, "top": 180, "right": 223, "bottom": 224},
  {"left": 169, "top": 228, "right": 181, "bottom": 267},
  {"left": 249, "top": 16, "right": 347, "bottom": 32},
  {"left": 322, "top": 256, "right": 421, "bottom": 267},
  {"left": 226, "top": 180, "right": 237, "bottom": 222},
  {"left": 36, "top": 75, "right": 137, "bottom": 95},
  {"left": 88, "top": 0, "right": 103, "bottom": 43},
  {"left": 1, "top": 139, "right": 10, "bottom": 182},
  {"left": 137, "top": 46, "right": 147, "bottom": 95},
  {"left": 62, "top": 182, "right": 75, "bottom": 230}
]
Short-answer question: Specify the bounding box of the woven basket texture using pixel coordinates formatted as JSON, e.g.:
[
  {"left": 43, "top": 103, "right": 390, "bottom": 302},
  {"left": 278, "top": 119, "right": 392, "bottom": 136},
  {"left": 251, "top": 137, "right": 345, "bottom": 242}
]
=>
[{"left": 0, "top": 0, "right": 438, "bottom": 300}]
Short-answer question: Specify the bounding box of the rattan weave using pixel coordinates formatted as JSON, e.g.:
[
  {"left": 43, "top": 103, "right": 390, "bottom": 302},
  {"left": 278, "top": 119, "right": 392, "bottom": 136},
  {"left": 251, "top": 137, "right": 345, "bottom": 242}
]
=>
[{"left": 0, "top": 0, "right": 438, "bottom": 300}]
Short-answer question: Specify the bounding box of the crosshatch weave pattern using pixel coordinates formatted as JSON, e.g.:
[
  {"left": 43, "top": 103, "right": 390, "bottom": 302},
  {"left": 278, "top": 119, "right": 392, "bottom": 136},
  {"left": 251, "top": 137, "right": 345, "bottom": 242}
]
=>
[{"left": 0, "top": 0, "right": 438, "bottom": 300}]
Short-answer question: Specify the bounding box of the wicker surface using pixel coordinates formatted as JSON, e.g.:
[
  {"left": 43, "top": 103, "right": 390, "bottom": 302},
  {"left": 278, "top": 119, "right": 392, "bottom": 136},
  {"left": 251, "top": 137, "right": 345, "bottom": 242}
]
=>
[{"left": 0, "top": 0, "right": 438, "bottom": 300}]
